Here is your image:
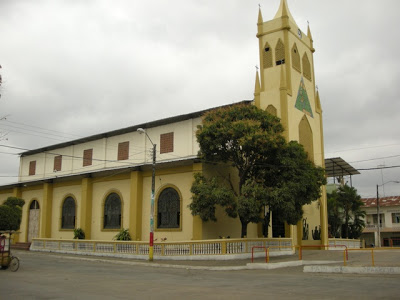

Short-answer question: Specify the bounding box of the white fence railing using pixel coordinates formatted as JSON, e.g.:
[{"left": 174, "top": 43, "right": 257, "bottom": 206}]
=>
[
  {"left": 328, "top": 238, "right": 361, "bottom": 250},
  {"left": 31, "top": 238, "right": 294, "bottom": 259}
]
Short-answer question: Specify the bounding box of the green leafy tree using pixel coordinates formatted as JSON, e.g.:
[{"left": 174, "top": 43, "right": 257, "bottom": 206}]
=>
[
  {"left": 0, "top": 197, "right": 25, "bottom": 231},
  {"left": 261, "top": 141, "right": 326, "bottom": 226},
  {"left": 328, "top": 184, "right": 365, "bottom": 239},
  {"left": 190, "top": 104, "right": 326, "bottom": 237},
  {"left": 327, "top": 190, "right": 342, "bottom": 238}
]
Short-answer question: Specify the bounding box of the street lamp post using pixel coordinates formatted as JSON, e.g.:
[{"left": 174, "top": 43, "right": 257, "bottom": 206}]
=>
[
  {"left": 376, "top": 180, "right": 400, "bottom": 248},
  {"left": 137, "top": 128, "right": 156, "bottom": 261}
]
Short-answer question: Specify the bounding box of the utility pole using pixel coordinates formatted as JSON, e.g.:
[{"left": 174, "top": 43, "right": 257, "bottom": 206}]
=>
[{"left": 376, "top": 184, "right": 381, "bottom": 248}]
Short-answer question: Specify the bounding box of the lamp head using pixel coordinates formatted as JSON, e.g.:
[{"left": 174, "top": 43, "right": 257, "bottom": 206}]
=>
[{"left": 137, "top": 128, "right": 145, "bottom": 134}]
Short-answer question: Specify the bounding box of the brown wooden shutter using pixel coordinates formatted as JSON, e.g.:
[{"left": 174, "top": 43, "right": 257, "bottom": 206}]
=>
[
  {"left": 160, "top": 132, "right": 174, "bottom": 154},
  {"left": 118, "top": 141, "right": 129, "bottom": 160},
  {"left": 83, "top": 149, "right": 93, "bottom": 166}
]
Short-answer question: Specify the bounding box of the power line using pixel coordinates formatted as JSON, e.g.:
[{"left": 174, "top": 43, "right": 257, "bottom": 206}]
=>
[{"left": 2, "top": 119, "right": 83, "bottom": 139}]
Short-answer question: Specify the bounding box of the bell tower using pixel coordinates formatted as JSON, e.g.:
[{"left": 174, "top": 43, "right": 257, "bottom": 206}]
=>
[{"left": 254, "top": 0, "right": 328, "bottom": 246}]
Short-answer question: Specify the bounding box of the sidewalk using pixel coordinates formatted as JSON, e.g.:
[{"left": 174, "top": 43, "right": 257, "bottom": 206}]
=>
[{"left": 14, "top": 248, "right": 400, "bottom": 274}]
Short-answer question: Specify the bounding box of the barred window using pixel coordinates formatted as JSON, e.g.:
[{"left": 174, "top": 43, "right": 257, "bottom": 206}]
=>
[
  {"left": 61, "top": 197, "right": 76, "bottom": 229},
  {"left": 157, "top": 187, "right": 180, "bottom": 229},
  {"left": 104, "top": 193, "right": 122, "bottom": 229}
]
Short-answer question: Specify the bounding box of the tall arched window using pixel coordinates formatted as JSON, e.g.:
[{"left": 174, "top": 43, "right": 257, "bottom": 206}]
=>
[
  {"left": 299, "top": 115, "right": 314, "bottom": 161},
  {"left": 103, "top": 193, "right": 122, "bottom": 229},
  {"left": 302, "top": 53, "right": 311, "bottom": 80},
  {"left": 61, "top": 197, "right": 76, "bottom": 229},
  {"left": 275, "top": 39, "right": 285, "bottom": 65},
  {"left": 291, "top": 43, "right": 301, "bottom": 72},
  {"left": 157, "top": 187, "right": 180, "bottom": 229}
]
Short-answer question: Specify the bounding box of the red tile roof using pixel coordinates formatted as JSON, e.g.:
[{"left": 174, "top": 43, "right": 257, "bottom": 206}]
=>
[{"left": 361, "top": 196, "right": 400, "bottom": 208}]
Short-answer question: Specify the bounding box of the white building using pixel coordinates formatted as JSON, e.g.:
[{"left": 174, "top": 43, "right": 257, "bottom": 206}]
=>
[{"left": 361, "top": 196, "right": 400, "bottom": 247}]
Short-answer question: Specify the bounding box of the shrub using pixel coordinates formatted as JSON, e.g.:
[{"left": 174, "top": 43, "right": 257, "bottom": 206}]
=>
[
  {"left": 73, "top": 228, "right": 85, "bottom": 239},
  {"left": 113, "top": 228, "right": 131, "bottom": 241},
  {"left": 0, "top": 197, "right": 25, "bottom": 231}
]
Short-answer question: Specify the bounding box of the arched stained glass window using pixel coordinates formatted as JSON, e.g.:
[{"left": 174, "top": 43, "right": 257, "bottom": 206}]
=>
[
  {"left": 157, "top": 187, "right": 180, "bottom": 229},
  {"left": 61, "top": 197, "right": 76, "bottom": 229},
  {"left": 104, "top": 193, "right": 122, "bottom": 229}
]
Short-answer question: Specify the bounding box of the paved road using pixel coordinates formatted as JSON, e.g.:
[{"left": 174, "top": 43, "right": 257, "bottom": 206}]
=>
[{"left": 1, "top": 251, "right": 399, "bottom": 299}]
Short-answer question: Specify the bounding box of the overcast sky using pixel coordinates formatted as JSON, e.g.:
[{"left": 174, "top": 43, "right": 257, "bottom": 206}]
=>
[{"left": 0, "top": 0, "right": 399, "bottom": 198}]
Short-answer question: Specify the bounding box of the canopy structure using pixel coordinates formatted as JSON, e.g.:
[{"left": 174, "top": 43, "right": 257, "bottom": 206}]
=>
[{"left": 324, "top": 157, "right": 360, "bottom": 186}]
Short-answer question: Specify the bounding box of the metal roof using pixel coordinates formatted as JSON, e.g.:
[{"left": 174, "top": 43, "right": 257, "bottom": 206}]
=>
[
  {"left": 324, "top": 157, "right": 360, "bottom": 178},
  {"left": 20, "top": 100, "right": 252, "bottom": 157}
]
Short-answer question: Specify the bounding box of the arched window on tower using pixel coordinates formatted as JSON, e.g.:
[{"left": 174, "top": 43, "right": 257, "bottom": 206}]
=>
[
  {"left": 275, "top": 39, "right": 285, "bottom": 65},
  {"left": 157, "top": 187, "right": 180, "bottom": 229},
  {"left": 263, "top": 42, "right": 273, "bottom": 69},
  {"left": 302, "top": 53, "right": 312, "bottom": 81},
  {"left": 61, "top": 196, "right": 76, "bottom": 229},
  {"left": 266, "top": 105, "right": 277, "bottom": 116},
  {"left": 103, "top": 193, "right": 122, "bottom": 229},
  {"left": 299, "top": 115, "right": 314, "bottom": 161},
  {"left": 291, "top": 44, "right": 301, "bottom": 72}
]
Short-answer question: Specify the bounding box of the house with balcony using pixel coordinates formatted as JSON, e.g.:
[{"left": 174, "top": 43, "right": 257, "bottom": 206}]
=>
[{"left": 361, "top": 196, "right": 400, "bottom": 247}]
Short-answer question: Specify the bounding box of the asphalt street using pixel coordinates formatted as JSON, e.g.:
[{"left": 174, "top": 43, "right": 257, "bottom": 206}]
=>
[{"left": 0, "top": 250, "right": 399, "bottom": 299}]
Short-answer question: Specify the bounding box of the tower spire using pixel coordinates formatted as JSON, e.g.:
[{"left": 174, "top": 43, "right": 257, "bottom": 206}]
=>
[
  {"left": 273, "top": 0, "right": 298, "bottom": 28},
  {"left": 257, "top": 5, "right": 263, "bottom": 25},
  {"left": 307, "top": 22, "right": 315, "bottom": 52},
  {"left": 254, "top": 69, "right": 261, "bottom": 108}
]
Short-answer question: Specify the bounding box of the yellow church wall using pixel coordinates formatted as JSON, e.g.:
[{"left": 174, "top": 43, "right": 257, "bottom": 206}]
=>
[
  {"left": 199, "top": 164, "right": 259, "bottom": 239},
  {"left": 201, "top": 206, "right": 259, "bottom": 240},
  {"left": 141, "top": 170, "right": 195, "bottom": 242},
  {"left": 301, "top": 201, "right": 321, "bottom": 241},
  {"left": 91, "top": 178, "right": 131, "bottom": 240},
  {"left": 51, "top": 184, "right": 82, "bottom": 239},
  {"left": 0, "top": 191, "right": 14, "bottom": 203}
]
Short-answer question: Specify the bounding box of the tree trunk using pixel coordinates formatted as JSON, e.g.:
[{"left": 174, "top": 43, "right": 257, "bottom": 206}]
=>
[{"left": 241, "top": 219, "right": 248, "bottom": 238}]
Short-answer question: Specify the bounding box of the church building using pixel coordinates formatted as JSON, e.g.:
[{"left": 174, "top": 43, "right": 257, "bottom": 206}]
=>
[{"left": 0, "top": 0, "right": 328, "bottom": 247}]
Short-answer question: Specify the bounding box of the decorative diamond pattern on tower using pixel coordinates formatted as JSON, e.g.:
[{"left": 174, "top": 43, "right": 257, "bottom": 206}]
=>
[{"left": 295, "top": 77, "right": 313, "bottom": 118}]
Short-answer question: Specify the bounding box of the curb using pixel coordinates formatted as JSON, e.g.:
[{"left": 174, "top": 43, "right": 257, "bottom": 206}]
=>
[
  {"left": 304, "top": 265, "right": 400, "bottom": 274},
  {"left": 247, "top": 260, "right": 338, "bottom": 270}
]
